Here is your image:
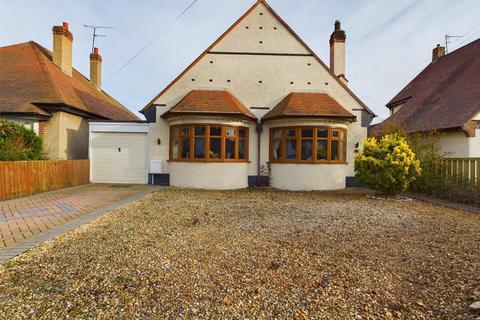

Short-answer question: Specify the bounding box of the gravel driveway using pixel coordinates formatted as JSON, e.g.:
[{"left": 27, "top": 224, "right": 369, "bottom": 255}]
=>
[{"left": 0, "top": 188, "right": 479, "bottom": 319}]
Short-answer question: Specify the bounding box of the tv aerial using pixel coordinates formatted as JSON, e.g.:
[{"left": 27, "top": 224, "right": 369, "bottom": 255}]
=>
[{"left": 83, "top": 25, "right": 114, "bottom": 53}]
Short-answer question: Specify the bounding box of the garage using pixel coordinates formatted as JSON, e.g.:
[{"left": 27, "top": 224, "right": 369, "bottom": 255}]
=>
[{"left": 89, "top": 122, "right": 149, "bottom": 184}]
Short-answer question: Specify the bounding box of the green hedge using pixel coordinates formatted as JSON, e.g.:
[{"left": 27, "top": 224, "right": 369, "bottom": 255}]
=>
[{"left": 0, "top": 119, "right": 44, "bottom": 161}]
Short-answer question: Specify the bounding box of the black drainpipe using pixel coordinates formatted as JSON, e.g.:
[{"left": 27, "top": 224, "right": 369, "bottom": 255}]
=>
[{"left": 256, "top": 120, "right": 263, "bottom": 187}]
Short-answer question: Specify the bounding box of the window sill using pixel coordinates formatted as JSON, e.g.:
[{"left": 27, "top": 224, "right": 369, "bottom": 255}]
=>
[
  {"left": 268, "top": 161, "right": 348, "bottom": 165},
  {"left": 168, "top": 159, "right": 251, "bottom": 163}
]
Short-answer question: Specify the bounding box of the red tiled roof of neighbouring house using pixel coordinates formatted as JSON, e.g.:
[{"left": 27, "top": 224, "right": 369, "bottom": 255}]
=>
[
  {"left": 375, "top": 38, "right": 480, "bottom": 134},
  {"left": 0, "top": 41, "right": 139, "bottom": 121},
  {"left": 262, "top": 92, "right": 355, "bottom": 121},
  {"left": 162, "top": 90, "right": 257, "bottom": 120}
]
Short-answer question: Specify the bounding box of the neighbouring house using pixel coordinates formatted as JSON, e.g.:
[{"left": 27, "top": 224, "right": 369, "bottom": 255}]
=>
[
  {"left": 89, "top": 0, "right": 376, "bottom": 189},
  {"left": 372, "top": 38, "right": 480, "bottom": 158},
  {"left": 0, "top": 22, "right": 139, "bottom": 160}
]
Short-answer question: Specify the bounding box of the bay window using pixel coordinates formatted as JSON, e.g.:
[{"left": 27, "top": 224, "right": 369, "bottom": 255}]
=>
[
  {"left": 170, "top": 124, "right": 249, "bottom": 162},
  {"left": 269, "top": 126, "right": 347, "bottom": 163}
]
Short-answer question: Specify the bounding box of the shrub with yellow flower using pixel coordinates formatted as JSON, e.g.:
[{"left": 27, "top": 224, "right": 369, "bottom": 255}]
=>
[{"left": 355, "top": 134, "right": 421, "bottom": 195}]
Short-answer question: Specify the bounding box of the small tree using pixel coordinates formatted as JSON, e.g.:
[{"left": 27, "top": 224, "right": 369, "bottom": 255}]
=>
[
  {"left": 0, "top": 119, "right": 44, "bottom": 161},
  {"left": 355, "top": 134, "right": 421, "bottom": 195}
]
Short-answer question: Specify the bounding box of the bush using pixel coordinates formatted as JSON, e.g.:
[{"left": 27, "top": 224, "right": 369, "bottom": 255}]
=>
[
  {"left": 407, "top": 132, "right": 480, "bottom": 206},
  {"left": 0, "top": 119, "right": 44, "bottom": 161},
  {"left": 355, "top": 134, "right": 421, "bottom": 195}
]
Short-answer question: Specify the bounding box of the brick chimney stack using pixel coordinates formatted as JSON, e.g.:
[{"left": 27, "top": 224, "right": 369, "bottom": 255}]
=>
[
  {"left": 52, "top": 22, "right": 73, "bottom": 76},
  {"left": 330, "top": 20, "right": 347, "bottom": 84},
  {"left": 89, "top": 47, "right": 102, "bottom": 89},
  {"left": 432, "top": 44, "right": 445, "bottom": 63}
]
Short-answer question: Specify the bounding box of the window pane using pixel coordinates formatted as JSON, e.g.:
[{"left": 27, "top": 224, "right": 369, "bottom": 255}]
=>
[
  {"left": 302, "top": 129, "right": 313, "bottom": 138},
  {"left": 286, "top": 129, "right": 296, "bottom": 137},
  {"left": 339, "top": 141, "right": 345, "bottom": 161},
  {"left": 239, "top": 128, "right": 247, "bottom": 138},
  {"left": 239, "top": 140, "right": 246, "bottom": 159},
  {"left": 332, "top": 130, "right": 340, "bottom": 138},
  {"left": 172, "top": 127, "right": 179, "bottom": 159},
  {"left": 226, "top": 128, "right": 236, "bottom": 136},
  {"left": 331, "top": 140, "right": 339, "bottom": 160},
  {"left": 194, "top": 137, "right": 205, "bottom": 158},
  {"left": 195, "top": 127, "right": 205, "bottom": 135},
  {"left": 226, "top": 138, "right": 235, "bottom": 159},
  {"left": 338, "top": 130, "right": 345, "bottom": 140},
  {"left": 273, "top": 129, "right": 282, "bottom": 140},
  {"left": 286, "top": 140, "right": 297, "bottom": 160},
  {"left": 181, "top": 134, "right": 190, "bottom": 159},
  {"left": 209, "top": 138, "right": 221, "bottom": 159},
  {"left": 317, "top": 140, "right": 328, "bottom": 160},
  {"left": 272, "top": 138, "right": 281, "bottom": 160},
  {"left": 301, "top": 140, "right": 313, "bottom": 160},
  {"left": 210, "top": 127, "right": 222, "bottom": 136},
  {"left": 318, "top": 128, "right": 328, "bottom": 138}
]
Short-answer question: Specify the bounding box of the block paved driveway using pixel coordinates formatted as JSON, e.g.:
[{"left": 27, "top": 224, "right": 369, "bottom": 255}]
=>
[{"left": 0, "top": 184, "right": 151, "bottom": 248}]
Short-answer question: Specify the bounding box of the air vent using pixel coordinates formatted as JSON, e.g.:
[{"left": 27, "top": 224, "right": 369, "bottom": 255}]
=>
[
  {"left": 191, "top": 79, "right": 195, "bottom": 82},
  {"left": 227, "top": 80, "right": 231, "bottom": 83},
  {"left": 209, "top": 79, "right": 213, "bottom": 82}
]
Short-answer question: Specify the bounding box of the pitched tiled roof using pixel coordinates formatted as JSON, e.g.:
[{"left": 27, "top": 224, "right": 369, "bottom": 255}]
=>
[
  {"left": 162, "top": 90, "right": 257, "bottom": 120},
  {"left": 262, "top": 92, "right": 355, "bottom": 121},
  {"left": 376, "top": 38, "right": 480, "bottom": 134},
  {"left": 0, "top": 41, "right": 139, "bottom": 121}
]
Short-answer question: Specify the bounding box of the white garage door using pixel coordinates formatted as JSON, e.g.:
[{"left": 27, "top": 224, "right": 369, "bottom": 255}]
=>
[{"left": 91, "top": 132, "right": 148, "bottom": 184}]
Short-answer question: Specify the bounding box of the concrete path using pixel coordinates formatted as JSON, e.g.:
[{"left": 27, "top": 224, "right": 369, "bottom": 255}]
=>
[{"left": 0, "top": 184, "right": 158, "bottom": 262}]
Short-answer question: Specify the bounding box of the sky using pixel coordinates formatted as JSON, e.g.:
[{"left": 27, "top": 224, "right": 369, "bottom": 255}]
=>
[{"left": 1, "top": 0, "right": 480, "bottom": 122}]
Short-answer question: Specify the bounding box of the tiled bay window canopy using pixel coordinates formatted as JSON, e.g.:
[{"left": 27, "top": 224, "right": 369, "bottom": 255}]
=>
[
  {"left": 262, "top": 92, "right": 356, "bottom": 121},
  {"left": 161, "top": 90, "right": 257, "bottom": 120}
]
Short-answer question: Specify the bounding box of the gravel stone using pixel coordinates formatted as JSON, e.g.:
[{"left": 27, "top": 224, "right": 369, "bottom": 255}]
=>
[{"left": 0, "top": 188, "right": 479, "bottom": 319}]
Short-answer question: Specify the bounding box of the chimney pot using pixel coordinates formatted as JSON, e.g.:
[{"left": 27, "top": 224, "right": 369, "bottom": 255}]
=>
[
  {"left": 335, "top": 20, "right": 341, "bottom": 31},
  {"left": 62, "top": 22, "right": 69, "bottom": 30},
  {"left": 94, "top": 47, "right": 99, "bottom": 54}
]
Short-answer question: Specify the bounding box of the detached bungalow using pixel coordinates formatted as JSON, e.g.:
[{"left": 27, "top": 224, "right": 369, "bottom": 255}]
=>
[
  {"left": 89, "top": 0, "right": 375, "bottom": 189},
  {"left": 373, "top": 39, "right": 480, "bottom": 158},
  {"left": 0, "top": 23, "right": 139, "bottom": 160}
]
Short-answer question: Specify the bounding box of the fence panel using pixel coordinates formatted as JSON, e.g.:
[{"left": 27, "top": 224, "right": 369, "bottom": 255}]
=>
[
  {"left": 444, "top": 158, "right": 480, "bottom": 187},
  {"left": 0, "top": 160, "right": 90, "bottom": 201}
]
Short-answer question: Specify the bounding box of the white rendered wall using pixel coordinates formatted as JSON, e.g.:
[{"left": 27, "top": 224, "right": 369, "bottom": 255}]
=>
[
  {"left": 169, "top": 162, "right": 248, "bottom": 189},
  {"left": 270, "top": 164, "right": 347, "bottom": 190},
  {"left": 438, "top": 130, "right": 480, "bottom": 158}
]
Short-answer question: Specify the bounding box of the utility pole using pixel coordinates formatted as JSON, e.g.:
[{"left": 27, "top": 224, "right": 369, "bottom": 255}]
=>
[
  {"left": 83, "top": 25, "right": 113, "bottom": 53},
  {"left": 445, "top": 34, "right": 462, "bottom": 54}
]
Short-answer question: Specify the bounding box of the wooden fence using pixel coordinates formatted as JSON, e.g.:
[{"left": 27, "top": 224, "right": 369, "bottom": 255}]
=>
[
  {"left": 444, "top": 158, "right": 480, "bottom": 187},
  {"left": 0, "top": 160, "right": 89, "bottom": 201}
]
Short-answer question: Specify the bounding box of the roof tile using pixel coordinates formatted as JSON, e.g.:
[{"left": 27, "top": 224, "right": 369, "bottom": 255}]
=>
[{"left": 262, "top": 92, "right": 355, "bottom": 121}]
